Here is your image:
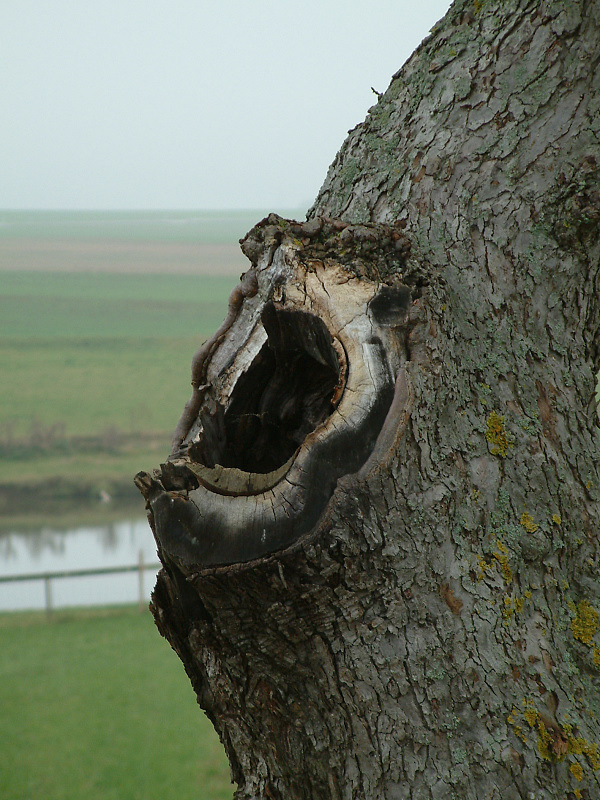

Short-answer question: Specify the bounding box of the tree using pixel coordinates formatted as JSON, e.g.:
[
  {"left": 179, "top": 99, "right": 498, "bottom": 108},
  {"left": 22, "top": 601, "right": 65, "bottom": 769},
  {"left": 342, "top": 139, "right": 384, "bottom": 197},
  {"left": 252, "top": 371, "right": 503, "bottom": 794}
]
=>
[{"left": 135, "top": 0, "right": 600, "bottom": 797}]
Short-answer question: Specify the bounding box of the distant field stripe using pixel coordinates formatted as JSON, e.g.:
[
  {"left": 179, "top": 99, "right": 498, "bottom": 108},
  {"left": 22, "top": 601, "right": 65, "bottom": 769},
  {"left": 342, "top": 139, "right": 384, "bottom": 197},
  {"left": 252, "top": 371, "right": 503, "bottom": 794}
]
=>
[
  {"left": 0, "top": 208, "right": 302, "bottom": 243},
  {"left": 0, "top": 270, "right": 236, "bottom": 303},
  {"left": 0, "top": 295, "right": 229, "bottom": 339},
  {"left": 0, "top": 240, "right": 248, "bottom": 276}
]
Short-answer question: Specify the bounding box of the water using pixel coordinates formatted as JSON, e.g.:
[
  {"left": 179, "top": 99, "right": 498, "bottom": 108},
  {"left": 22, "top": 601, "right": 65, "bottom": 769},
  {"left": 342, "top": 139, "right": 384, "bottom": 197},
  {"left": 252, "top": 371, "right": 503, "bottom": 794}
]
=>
[{"left": 0, "top": 518, "right": 160, "bottom": 612}]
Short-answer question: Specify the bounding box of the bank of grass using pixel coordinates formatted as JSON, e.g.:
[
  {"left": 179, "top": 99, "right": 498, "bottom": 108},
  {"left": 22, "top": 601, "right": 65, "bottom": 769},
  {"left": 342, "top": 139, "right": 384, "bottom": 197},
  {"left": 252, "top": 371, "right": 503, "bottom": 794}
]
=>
[
  {"left": 3, "top": 445, "right": 167, "bottom": 485},
  {"left": 0, "top": 605, "right": 232, "bottom": 800}
]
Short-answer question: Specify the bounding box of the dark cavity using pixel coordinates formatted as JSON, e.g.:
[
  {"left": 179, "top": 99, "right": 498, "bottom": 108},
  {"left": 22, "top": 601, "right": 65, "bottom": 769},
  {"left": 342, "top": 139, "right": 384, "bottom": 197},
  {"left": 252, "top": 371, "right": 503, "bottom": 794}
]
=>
[{"left": 190, "top": 304, "right": 342, "bottom": 474}]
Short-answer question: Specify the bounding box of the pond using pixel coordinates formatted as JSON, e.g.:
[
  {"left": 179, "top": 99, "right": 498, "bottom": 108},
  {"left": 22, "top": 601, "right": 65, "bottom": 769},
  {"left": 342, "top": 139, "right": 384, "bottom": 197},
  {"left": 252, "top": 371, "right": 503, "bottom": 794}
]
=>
[{"left": 0, "top": 517, "right": 160, "bottom": 612}]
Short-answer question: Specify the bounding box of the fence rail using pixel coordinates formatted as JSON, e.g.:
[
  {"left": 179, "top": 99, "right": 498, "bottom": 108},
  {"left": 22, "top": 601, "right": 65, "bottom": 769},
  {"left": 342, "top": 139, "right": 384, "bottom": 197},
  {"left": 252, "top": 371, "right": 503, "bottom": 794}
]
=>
[{"left": 0, "top": 551, "right": 162, "bottom": 614}]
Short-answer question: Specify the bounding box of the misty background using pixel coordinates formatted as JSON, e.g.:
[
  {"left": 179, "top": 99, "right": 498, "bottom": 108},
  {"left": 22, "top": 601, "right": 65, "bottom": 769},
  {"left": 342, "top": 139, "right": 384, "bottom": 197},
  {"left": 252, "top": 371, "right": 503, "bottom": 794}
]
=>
[{"left": 2, "top": 0, "right": 452, "bottom": 211}]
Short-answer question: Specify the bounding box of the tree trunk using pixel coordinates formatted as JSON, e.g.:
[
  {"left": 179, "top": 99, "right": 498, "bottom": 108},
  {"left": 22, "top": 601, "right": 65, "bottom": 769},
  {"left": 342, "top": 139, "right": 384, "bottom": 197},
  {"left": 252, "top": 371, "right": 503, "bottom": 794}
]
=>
[{"left": 135, "top": 0, "right": 600, "bottom": 797}]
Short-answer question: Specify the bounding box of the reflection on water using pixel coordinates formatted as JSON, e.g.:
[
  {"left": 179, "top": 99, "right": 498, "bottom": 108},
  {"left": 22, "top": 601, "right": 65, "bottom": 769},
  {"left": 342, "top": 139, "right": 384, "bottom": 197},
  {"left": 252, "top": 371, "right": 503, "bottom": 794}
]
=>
[{"left": 0, "top": 517, "right": 160, "bottom": 612}]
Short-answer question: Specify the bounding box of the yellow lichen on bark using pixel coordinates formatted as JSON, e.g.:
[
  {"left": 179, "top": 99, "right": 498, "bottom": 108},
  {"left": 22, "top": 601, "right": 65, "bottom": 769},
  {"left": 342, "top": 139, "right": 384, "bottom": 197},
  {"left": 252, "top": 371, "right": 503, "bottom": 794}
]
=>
[
  {"left": 485, "top": 411, "right": 512, "bottom": 457},
  {"left": 571, "top": 762, "right": 584, "bottom": 781},
  {"left": 570, "top": 600, "right": 599, "bottom": 646},
  {"left": 520, "top": 512, "right": 538, "bottom": 533},
  {"left": 537, "top": 719, "right": 553, "bottom": 761},
  {"left": 492, "top": 539, "right": 512, "bottom": 584}
]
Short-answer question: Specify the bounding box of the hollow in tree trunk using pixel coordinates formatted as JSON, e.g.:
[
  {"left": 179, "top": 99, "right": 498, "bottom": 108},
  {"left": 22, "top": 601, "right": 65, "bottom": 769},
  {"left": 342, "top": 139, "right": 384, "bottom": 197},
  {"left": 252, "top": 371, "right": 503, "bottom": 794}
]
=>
[{"left": 135, "top": 0, "right": 600, "bottom": 797}]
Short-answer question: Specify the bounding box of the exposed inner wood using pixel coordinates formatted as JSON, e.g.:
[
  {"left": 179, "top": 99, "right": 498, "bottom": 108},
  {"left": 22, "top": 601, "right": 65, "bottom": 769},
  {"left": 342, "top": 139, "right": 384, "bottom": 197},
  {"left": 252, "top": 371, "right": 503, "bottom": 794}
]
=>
[
  {"left": 186, "top": 452, "right": 297, "bottom": 497},
  {"left": 170, "top": 268, "right": 258, "bottom": 454}
]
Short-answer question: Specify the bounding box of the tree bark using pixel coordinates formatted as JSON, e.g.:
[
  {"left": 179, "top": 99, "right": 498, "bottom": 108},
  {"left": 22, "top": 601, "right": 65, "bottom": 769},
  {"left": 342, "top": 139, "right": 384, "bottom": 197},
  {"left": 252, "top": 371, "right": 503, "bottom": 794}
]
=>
[{"left": 135, "top": 0, "right": 600, "bottom": 797}]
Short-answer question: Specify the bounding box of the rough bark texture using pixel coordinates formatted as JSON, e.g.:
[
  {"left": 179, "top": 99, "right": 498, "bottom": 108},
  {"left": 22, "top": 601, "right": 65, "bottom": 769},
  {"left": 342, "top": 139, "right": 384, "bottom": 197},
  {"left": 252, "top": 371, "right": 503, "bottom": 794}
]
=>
[{"left": 136, "top": 0, "right": 600, "bottom": 797}]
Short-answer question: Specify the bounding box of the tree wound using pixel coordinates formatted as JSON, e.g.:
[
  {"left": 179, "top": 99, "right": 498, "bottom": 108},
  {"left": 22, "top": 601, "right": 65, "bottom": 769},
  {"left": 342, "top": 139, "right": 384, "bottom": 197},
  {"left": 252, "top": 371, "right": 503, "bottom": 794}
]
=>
[{"left": 135, "top": 215, "right": 413, "bottom": 569}]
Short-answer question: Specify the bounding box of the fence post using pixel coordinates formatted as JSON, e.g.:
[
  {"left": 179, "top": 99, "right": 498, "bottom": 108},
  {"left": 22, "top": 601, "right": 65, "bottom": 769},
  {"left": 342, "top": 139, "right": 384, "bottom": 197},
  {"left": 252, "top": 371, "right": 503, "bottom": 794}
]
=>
[
  {"left": 138, "top": 550, "right": 145, "bottom": 613},
  {"left": 44, "top": 576, "right": 52, "bottom": 618}
]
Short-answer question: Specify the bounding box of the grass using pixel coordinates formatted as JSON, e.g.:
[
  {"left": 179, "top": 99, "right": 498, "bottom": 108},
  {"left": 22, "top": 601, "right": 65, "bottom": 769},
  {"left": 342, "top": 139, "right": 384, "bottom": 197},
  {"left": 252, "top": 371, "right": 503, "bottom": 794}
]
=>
[
  {"left": 0, "top": 269, "right": 238, "bottom": 311},
  {"left": 1, "top": 337, "right": 208, "bottom": 436},
  {"left": 0, "top": 271, "right": 236, "bottom": 491},
  {"left": 0, "top": 272, "right": 235, "bottom": 339},
  {"left": 0, "top": 606, "right": 232, "bottom": 800},
  {"left": 3, "top": 446, "right": 168, "bottom": 485}
]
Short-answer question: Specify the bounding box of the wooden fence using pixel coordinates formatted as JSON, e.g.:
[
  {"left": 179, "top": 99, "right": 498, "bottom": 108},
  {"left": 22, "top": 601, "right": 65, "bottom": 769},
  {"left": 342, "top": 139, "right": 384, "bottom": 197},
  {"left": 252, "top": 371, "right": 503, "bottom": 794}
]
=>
[{"left": 0, "top": 550, "right": 161, "bottom": 615}]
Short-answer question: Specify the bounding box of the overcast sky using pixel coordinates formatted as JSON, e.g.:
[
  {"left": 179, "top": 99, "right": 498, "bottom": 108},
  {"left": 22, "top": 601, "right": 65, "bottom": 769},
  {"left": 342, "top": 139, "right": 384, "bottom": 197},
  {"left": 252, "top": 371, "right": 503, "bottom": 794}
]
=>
[{"left": 1, "top": 1, "right": 452, "bottom": 210}]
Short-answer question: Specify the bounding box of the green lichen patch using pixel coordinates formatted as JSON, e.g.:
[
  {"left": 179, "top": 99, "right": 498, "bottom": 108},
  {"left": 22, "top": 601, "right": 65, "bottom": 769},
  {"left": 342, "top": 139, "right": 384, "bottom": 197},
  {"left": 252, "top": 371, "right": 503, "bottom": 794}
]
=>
[
  {"left": 547, "top": 156, "right": 600, "bottom": 254},
  {"left": 476, "top": 382, "right": 491, "bottom": 406}
]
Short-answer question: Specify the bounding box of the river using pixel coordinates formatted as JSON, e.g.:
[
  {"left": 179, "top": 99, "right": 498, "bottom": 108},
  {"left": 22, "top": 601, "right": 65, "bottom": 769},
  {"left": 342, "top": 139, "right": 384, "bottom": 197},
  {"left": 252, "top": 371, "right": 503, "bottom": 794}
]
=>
[{"left": 0, "top": 517, "right": 160, "bottom": 612}]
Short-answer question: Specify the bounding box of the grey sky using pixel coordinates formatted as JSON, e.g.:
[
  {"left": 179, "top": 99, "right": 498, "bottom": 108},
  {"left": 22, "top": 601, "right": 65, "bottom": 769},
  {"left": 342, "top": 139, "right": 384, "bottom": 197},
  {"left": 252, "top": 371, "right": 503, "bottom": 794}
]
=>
[{"left": 1, "top": 1, "right": 452, "bottom": 210}]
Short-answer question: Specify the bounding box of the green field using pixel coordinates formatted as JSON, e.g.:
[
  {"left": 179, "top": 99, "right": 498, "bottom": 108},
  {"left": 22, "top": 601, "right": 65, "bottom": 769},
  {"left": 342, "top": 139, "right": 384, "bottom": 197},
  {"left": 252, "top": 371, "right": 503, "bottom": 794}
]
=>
[
  {"left": 0, "top": 272, "right": 236, "bottom": 434},
  {"left": 0, "top": 606, "right": 232, "bottom": 800},
  {"left": 0, "top": 213, "right": 267, "bottom": 796},
  {"left": 0, "top": 272, "right": 235, "bottom": 500},
  {"left": 0, "top": 271, "right": 238, "bottom": 337}
]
